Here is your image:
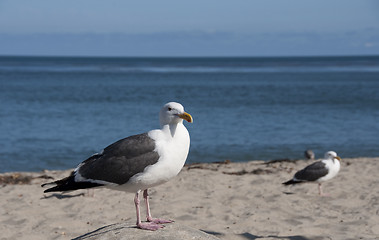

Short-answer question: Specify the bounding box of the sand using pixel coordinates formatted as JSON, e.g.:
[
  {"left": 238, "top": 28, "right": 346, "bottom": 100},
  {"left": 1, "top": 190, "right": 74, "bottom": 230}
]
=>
[{"left": 0, "top": 157, "right": 378, "bottom": 240}]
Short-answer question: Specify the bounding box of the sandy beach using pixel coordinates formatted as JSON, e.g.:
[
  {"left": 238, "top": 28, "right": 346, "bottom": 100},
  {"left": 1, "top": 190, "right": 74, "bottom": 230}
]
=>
[{"left": 0, "top": 157, "right": 378, "bottom": 240}]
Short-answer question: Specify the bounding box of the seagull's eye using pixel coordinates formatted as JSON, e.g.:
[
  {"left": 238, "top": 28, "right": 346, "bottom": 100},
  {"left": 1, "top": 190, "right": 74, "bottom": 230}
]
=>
[{"left": 168, "top": 107, "right": 172, "bottom": 111}]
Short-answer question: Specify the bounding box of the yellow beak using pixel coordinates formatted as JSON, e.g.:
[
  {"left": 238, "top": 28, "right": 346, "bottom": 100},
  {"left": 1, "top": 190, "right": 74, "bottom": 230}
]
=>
[
  {"left": 335, "top": 156, "right": 341, "bottom": 161},
  {"left": 179, "top": 112, "right": 193, "bottom": 123}
]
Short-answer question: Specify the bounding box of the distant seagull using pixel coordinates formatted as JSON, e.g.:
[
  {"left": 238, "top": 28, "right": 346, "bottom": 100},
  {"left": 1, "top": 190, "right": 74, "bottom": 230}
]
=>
[
  {"left": 304, "top": 149, "right": 315, "bottom": 160},
  {"left": 283, "top": 151, "right": 341, "bottom": 196},
  {"left": 42, "top": 102, "right": 193, "bottom": 231}
]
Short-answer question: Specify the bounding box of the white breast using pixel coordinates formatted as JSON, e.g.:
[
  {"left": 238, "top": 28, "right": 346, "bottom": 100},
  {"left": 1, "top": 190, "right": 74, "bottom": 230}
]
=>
[
  {"left": 119, "top": 124, "right": 190, "bottom": 193},
  {"left": 317, "top": 159, "right": 340, "bottom": 182}
]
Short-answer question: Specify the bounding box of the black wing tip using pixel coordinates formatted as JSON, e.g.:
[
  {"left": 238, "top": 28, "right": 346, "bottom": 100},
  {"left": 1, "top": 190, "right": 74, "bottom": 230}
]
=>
[
  {"left": 41, "top": 182, "right": 51, "bottom": 188},
  {"left": 41, "top": 181, "right": 60, "bottom": 192},
  {"left": 41, "top": 175, "right": 104, "bottom": 193},
  {"left": 43, "top": 186, "right": 59, "bottom": 193},
  {"left": 282, "top": 179, "right": 302, "bottom": 185},
  {"left": 41, "top": 177, "right": 70, "bottom": 193},
  {"left": 43, "top": 181, "right": 103, "bottom": 193}
]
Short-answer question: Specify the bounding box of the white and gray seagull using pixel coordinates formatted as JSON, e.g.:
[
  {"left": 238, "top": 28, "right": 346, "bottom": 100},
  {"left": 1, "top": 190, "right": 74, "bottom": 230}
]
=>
[
  {"left": 42, "top": 102, "right": 193, "bottom": 231},
  {"left": 283, "top": 151, "right": 341, "bottom": 196}
]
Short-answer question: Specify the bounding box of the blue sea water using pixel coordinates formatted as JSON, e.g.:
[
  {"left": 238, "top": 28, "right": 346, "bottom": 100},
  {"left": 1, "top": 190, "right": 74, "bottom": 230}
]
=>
[{"left": 1, "top": 56, "right": 379, "bottom": 173}]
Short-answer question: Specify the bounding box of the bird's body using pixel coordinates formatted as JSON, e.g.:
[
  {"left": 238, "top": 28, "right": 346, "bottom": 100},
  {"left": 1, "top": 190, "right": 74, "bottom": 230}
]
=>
[
  {"left": 112, "top": 124, "right": 190, "bottom": 193},
  {"left": 42, "top": 102, "right": 193, "bottom": 230},
  {"left": 283, "top": 151, "right": 341, "bottom": 196}
]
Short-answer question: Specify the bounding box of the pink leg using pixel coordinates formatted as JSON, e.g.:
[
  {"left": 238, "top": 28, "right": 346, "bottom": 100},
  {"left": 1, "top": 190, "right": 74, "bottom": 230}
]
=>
[
  {"left": 134, "top": 191, "right": 163, "bottom": 231},
  {"left": 144, "top": 189, "right": 173, "bottom": 224},
  {"left": 318, "top": 183, "right": 330, "bottom": 197}
]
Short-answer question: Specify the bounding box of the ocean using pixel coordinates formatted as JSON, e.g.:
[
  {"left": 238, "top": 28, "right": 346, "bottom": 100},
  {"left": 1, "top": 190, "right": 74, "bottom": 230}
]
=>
[{"left": 1, "top": 56, "right": 379, "bottom": 173}]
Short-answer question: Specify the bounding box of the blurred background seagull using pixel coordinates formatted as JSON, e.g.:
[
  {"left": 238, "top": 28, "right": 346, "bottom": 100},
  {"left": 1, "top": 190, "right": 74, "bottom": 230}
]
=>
[
  {"left": 283, "top": 151, "right": 341, "bottom": 196},
  {"left": 304, "top": 149, "right": 315, "bottom": 160},
  {"left": 42, "top": 102, "right": 193, "bottom": 231}
]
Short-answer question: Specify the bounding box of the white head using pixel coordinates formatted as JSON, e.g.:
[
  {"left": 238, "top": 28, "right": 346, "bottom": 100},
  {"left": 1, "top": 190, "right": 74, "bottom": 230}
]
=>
[
  {"left": 324, "top": 151, "right": 341, "bottom": 161},
  {"left": 159, "top": 102, "right": 193, "bottom": 126}
]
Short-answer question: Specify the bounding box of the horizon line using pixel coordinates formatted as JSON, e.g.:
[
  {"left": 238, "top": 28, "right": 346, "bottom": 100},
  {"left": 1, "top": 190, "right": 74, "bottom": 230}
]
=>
[{"left": 1, "top": 54, "right": 379, "bottom": 59}]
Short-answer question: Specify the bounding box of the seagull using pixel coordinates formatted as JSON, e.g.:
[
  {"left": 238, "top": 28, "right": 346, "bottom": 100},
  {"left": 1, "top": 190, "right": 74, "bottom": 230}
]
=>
[
  {"left": 304, "top": 149, "right": 315, "bottom": 160},
  {"left": 42, "top": 102, "right": 193, "bottom": 230},
  {"left": 282, "top": 151, "right": 341, "bottom": 196}
]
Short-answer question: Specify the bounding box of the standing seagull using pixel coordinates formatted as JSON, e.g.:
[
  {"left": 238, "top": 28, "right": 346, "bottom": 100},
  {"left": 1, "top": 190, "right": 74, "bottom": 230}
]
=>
[
  {"left": 282, "top": 151, "right": 341, "bottom": 196},
  {"left": 42, "top": 102, "right": 193, "bottom": 231}
]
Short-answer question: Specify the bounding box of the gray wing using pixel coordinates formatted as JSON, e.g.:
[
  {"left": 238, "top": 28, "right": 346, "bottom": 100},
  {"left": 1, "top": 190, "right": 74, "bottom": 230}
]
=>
[
  {"left": 294, "top": 161, "right": 328, "bottom": 182},
  {"left": 77, "top": 133, "right": 160, "bottom": 185}
]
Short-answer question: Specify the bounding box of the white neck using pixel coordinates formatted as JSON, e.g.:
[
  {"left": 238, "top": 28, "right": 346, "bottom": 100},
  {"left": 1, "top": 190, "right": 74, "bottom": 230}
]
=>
[{"left": 161, "top": 122, "right": 186, "bottom": 138}]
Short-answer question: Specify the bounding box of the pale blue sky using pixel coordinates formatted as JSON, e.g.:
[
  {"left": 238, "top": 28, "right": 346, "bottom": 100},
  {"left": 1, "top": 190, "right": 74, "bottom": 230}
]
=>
[{"left": 0, "top": 0, "right": 378, "bottom": 56}]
